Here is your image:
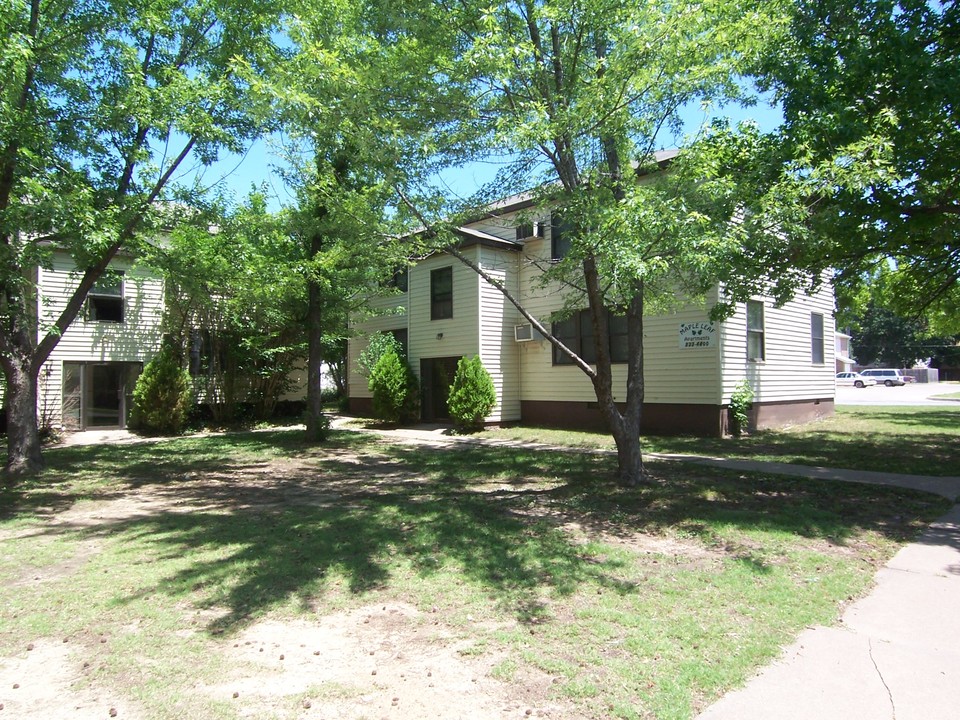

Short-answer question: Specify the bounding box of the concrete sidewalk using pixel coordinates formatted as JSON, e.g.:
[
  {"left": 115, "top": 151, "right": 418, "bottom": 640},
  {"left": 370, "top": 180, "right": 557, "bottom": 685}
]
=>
[{"left": 695, "top": 503, "right": 960, "bottom": 720}]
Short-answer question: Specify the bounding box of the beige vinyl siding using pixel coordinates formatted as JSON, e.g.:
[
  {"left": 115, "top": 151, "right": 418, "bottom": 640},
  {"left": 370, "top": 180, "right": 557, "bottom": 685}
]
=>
[
  {"left": 347, "top": 292, "right": 409, "bottom": 400},
  {"left": 719, "top": 281, "right": 836, "bottom": 403},
  {"left": 478, "top": 246, "right": 521, "bottom": 422},
  {"left": 36, "top": 252, "right": 165, "bottom": 426},
  {"left": 348, "top": 249, "right": 482, "bottom": 400},
  {"left": 407, "top": 250, "right": 480, "bottom": 371},
  {"left": 515, "top": 231, "right": 722, "bottom": 405}
]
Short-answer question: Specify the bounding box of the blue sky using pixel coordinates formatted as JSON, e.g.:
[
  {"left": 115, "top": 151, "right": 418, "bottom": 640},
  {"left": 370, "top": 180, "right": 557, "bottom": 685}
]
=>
[{"left": 186, "top": 97, "right": 783, "bottom": 212}]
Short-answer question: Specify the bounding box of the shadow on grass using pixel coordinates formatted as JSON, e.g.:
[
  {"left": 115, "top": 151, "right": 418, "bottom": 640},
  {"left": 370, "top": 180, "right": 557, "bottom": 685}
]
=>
[{"left": 4, "top": 431, "right": 951, "bottom": 634}]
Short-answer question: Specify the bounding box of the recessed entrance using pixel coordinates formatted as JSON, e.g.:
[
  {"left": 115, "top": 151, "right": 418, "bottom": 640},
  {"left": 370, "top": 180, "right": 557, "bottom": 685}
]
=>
[
  {"left": 420, "top": 356, "right": 461, "bottom": 422},
  {"left": 63, "top": 362, "right": 142, "bottom": 430}
]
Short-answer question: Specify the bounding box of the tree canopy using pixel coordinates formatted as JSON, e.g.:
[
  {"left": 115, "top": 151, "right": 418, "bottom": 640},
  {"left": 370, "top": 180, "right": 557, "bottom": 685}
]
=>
[
  {"left": 756, "top": 0, "right": 960, "bottom": 326},
  {"left": 1, "top": 0, "right": 285, "bottom": 475}
]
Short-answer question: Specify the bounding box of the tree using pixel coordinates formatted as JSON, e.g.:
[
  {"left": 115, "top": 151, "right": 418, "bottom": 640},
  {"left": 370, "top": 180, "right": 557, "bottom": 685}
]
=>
[
  {"left": 377, "top": 0, "right": 790, "bottom": 485},
  {"left": 755, "top": 0, "right": 960, "bottom": 325},
  {"left": 0, "top": 0, "right": 284, "bottom": 476},
  {"left": 155, "top": 192, "right": 308, "bottom": 423},
  {"left": 277, "top": 4, "right": 423, "bottom": 443}
]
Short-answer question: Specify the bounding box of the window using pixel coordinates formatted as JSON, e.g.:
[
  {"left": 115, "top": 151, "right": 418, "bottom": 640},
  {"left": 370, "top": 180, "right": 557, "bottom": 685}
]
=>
[
  {"left": 87, "top": 271, "right": 124, "bottom": 323},
  {"left": 389, "top": 328, "right": 408, "bottom": 357},
  {"left": 550, "top": 214, "right": 572, "bottom": 260},
  {"left": 746, "top": 300, "right": 765, "bottom": 361},
  {"left": 811, "top": 313, "right": 825, "bottom": 364},
  {"left": 552, "top": 309, "right": 629, "bottom": 365},
  {"left": 386, "top": 266, "right": 408, "bottom": 292},
  {"left": 430, "top": 266, "right": 453, "bottom": 320}
]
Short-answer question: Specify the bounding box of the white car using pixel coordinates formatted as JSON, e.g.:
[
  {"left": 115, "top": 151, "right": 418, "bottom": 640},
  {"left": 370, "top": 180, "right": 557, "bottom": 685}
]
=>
[{"left": 836, "top": 372, "right": 877, "bottom": 388}]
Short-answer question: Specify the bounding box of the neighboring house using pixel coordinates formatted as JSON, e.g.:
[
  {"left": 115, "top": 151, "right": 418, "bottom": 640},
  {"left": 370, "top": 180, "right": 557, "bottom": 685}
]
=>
[
  {"left": 835, "top": 332, "right": 854, "bottom": 372},
  {"left": 19, "top": 248, "right": 306, "bottom": 432},
  {"left": 35, "top": 250, "right": 166, "bottom": 431},
  {"left": 348, "top": 198, "right": 837, "bottom": 436}
]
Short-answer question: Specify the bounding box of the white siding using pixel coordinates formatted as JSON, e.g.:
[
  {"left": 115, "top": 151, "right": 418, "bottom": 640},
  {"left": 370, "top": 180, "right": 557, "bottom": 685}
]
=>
[
  {"left": 478, "top": 246, "right": 521, "bottom": 422},
  {"left": 36, "top": 252, "right": 165, "bottom": 426},
  {"left": 407, "top": 250, "right": 480, "bottom": 370},
  {"left": 348, "top": 249, "right": 482, "bottom": 400},
  {"left": 719, "top": 281, "right": 836, "bottom": 403},
  {"left": 514, "top": 231, "right": 723, "bottom": 405},
  {"left": 347, "top": 292, "right": 409, "bottom": 400}
]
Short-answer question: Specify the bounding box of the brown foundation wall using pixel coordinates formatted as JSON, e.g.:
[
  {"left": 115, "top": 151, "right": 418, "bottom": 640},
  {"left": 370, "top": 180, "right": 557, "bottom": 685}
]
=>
[
  {"left": 521, "top": 400, "right": 726, "bottom": 437},
  {"left": 349, "top": 397, "right": 374, "bottom": 416},
  {"left": 348, "top": 395, "right": 835, "bottom": 437},
  {"left": 752, "top": 398, "right": 834, "bottom": 430}
]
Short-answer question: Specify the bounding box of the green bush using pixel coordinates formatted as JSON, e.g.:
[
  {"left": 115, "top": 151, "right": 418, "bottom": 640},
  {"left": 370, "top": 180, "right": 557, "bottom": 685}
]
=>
[
  {"left": 447, "top": 355, "right": 497, "bottom": 430},
  {"left": 357, "top": 332, "right": 404, "bottom": 377},
  {"left": 132, "top": 348, "right": 193, "bottom": 435},
  {"left": 368, "top": 349, "right": 419, "bottom": 424},
  {"left": 728, "top": 379, "right": 754, "bottom": 437}
]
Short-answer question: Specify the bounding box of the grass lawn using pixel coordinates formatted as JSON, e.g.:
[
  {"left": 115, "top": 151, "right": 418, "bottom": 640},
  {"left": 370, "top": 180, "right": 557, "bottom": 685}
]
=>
[
  {"left": 484, "top": 406, "right": 960, "bottom": 477},
  {"left": 0, "top": 428, "right": 951, "bottom": 719}
]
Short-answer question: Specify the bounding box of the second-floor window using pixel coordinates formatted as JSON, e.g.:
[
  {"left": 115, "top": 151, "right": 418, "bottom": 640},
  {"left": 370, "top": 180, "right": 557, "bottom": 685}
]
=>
[
  {"left": 746, "top": 300, "right": 765, "bottom": 361},
  {"left": 431, "top": 266, "right": 453, "bottom": 320},
  {"left": 551, "top": 214, "right": 572, "bottom": 261},
  {"left": 88, "top": 271, "right": 124, "bottom": 323},
  {"left": 811, "top": 313, "right": 825, "bottom": 364}
]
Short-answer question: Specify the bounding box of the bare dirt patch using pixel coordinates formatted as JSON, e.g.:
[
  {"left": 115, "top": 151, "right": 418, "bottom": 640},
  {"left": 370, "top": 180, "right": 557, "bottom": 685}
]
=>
[
  {"left": 1, "top": 444, "right": 604, "bottom": 719},
  {"left": 0, "top": 639, "right": 140, "bottom": 720},
  {"left": 207, "top": 603, "right": 577, "bottom": 720}
]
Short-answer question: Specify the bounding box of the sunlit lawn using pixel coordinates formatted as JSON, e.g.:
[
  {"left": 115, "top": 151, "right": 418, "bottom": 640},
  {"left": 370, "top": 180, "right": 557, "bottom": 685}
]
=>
[
  {"left": 0, "top": 427, "right": 951, "bottom": 719},
  {"left": 484, "top": 406, "right": 960, "bottom": 477}
]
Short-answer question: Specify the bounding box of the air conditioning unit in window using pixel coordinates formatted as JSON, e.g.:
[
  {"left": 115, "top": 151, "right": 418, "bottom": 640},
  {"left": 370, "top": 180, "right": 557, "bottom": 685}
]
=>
[{"left": 514, "top": 323, "right": 544, "bottom": 342}]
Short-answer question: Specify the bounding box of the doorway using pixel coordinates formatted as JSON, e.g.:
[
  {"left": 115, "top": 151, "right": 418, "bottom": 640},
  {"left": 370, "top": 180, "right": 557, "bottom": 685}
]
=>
[
  {"left": 420, "top": 356, "right": 461, "bottom": 422},
  {"left": 63, "top": 362, "right": 142, "bottom": 430}
]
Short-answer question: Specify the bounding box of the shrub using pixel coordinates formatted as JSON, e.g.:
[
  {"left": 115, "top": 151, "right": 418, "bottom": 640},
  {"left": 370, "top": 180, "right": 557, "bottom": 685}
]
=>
[
  {"left": 728, "top": 379, "right": 754, "bottom": 437},
  {"left": 357, "top": 332, "right": 404, "bottom": 377},
  {"left": 447, "top": 355, "right": 496, "bottom": 430},
  {"left": 133, "top": 348, "right": 193, "bottom": 435},
  {"left": 368, "top": 349, "right": 419, "bottom": 424}
]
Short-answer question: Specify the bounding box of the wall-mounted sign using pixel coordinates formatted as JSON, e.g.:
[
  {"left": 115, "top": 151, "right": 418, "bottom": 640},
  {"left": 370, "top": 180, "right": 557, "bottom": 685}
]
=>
[{"left": 679, "top": 322, "right": 716, "bottom": 349}]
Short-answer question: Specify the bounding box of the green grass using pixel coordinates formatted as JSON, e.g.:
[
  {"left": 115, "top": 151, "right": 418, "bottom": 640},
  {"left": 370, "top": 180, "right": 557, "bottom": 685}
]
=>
[
  {"left": 0, "top": 427, "right": 950, "bottom": 719},
  {"left": 484, "top": 406, "right": 960, "bottom": 476}
]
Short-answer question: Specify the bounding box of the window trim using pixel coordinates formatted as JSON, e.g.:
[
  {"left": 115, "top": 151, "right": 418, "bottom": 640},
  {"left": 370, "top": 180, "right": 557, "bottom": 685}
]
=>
[
  {"left": 430, "top": 266, "right": 453, "bottom": 320},
  {"left": 811, "top": 312, "right": 825, "bottom": 365},
  {"left": 746, "top": 300, "right": 765, "bottom": 362}
]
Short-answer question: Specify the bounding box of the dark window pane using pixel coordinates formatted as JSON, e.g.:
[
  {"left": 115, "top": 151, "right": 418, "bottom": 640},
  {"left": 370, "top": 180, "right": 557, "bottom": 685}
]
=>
[
  {"left": 552, "top": 317, "right": 577, "bottom": 365},
  {"left": 811, "top": 313, "right": 824, "bottom": 364},
  {"left": 431, "top": 267, "right": 453, "bottom": 320},
  {"left": 551, "top": 214, "right": 573, "bottom": 260},
  {"left": 608, "top": 313, "right": 629, "bottom": 363}
]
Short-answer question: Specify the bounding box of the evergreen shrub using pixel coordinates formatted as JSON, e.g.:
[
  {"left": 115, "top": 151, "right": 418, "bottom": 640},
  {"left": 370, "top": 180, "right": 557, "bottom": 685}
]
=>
[
  {"left": 132, "top": 348, "right": 193, "bottom": 435},
  {"left": 447, "top": 355, "right": 496, "bottom": 430}
]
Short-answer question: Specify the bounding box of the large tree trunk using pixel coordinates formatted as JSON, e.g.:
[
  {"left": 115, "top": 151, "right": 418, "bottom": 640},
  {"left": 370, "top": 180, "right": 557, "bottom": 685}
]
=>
[{"left": 2, "top": 354, "right": 43, "bottom": 479}]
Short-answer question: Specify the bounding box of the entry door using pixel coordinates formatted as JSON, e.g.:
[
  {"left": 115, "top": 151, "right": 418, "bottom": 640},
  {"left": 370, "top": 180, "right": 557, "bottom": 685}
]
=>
[
  {"left": 420, "top": 356, "right": 461, "bottom": 422},
  {"left": 63, "top": 362, "right": 142, "bottom": 430},
  {"left": 87, "top": 364, "right": 122, "bottom": 427}
]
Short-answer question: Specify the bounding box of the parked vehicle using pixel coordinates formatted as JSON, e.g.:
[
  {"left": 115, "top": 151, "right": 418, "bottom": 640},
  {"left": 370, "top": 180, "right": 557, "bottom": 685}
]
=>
[
  {"left": 859, "top": 368, "right": 907, "bottom": 386},
  {"left": 836, "top": 372, "right": 877, "bottom": 388}
]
